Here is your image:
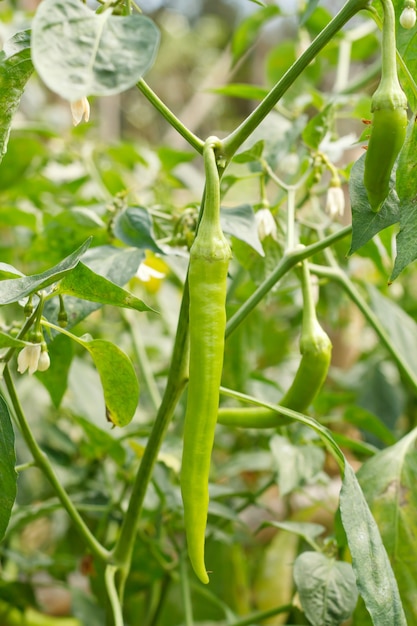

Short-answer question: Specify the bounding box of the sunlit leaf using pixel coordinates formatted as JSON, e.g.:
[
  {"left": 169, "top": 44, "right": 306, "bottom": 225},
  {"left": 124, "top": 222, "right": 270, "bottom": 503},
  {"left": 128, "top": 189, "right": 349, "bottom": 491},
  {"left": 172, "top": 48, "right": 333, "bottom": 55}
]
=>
[
  {"left": 0, "top": 239, "right": 91, "bottom": 305},
  {"left": 58, "top": 262, "right": 154, "bottom": 312},
  {"left": 79, "top": 338, "right": 139, "bottom": 428},
  {"left": 31, "top": 0, "right": 160, "bottom": 100}
]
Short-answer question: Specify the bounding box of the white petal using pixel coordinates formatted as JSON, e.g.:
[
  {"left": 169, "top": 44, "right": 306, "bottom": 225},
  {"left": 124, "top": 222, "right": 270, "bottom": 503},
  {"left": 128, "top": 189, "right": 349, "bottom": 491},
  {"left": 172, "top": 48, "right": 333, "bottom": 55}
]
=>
[
  {"left": 17, "top": 344, "right": 41, "bottom": 375},
  {"left": 136, "top": 262, "right": 165, "bottom": 282}
]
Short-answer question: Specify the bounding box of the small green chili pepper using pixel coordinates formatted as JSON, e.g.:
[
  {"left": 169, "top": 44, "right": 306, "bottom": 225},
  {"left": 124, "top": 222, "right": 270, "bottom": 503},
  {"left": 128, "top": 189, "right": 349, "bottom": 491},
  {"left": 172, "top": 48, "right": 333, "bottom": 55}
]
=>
[
  {"left": 363, "top": 0, "right": 408, "bottom": 212},
  {"left": 218, "top": 260, "right": 332, "bottom": 429},
  {"left": 181, "top": 137, "right": 232, "bottom": 585}
]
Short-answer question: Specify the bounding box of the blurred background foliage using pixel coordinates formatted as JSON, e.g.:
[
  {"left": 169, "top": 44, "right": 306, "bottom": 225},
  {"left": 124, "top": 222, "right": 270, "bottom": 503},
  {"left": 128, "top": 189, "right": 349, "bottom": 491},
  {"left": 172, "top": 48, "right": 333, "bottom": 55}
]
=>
[{"left": 0, "top": 0, "right": 416, "bottom": 624}]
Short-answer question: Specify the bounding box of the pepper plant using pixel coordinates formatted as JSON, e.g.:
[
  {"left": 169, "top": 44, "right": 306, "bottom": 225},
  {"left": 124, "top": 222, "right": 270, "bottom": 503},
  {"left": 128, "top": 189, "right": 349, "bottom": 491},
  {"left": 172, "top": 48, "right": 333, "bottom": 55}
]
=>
[{"left": 0, "top": 0, "right": 417, "bottom": 624}]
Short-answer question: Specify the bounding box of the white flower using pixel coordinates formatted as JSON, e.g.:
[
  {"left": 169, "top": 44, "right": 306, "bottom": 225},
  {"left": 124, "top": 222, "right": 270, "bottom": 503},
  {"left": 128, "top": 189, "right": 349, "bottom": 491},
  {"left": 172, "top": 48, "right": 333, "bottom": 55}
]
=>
[
  {"left": 70, "top": 97, "right": 90, "bottom": 126},
  {"left": 136, "top": 262, "right": 165, "bottom": 282},
  {"left": 325, "top": 185, "right": 345, "bottom": 218},
  {"left": 37, "top": 350, "right": 51, "bottom": 372},
  {"left": 17, "top": 344, "right": 42, "bottom": 375},
  {"left": 400, "top": 7, "right": 416, "bottom": 28},
  {"left": 255, "top": 208, "right": 278, "bottom": 241}
]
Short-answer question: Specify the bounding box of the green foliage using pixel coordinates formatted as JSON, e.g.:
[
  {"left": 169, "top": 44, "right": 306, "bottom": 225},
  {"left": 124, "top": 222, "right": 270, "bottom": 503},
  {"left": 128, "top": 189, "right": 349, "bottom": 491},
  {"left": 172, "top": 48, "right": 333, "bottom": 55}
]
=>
[
  {"left": 0, "top": 396, "right": 17, "bottom": 543},
  {"left": 31, "top": 0, "right": 160, "bottom": 100},
  {"left": 1, "top": 0, "right": 417, "bottom": 623},
  {"left": 0, "top": 30, "right": 33, "bottom": 164}
]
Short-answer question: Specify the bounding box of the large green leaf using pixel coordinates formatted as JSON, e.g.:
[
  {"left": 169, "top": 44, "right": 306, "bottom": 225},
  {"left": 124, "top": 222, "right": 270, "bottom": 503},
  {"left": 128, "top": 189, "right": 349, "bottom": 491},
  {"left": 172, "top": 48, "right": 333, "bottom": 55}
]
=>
[
  {"left": 58, "top": 262, "right": 154, "bottom": 312},
  {"left": 78, "top": 338, "right": 139, "bottom": 428},
  {"left": 357, "top": 429, "right": 417, "bottom": 625},
  {"left": 0, "top": 30, "right": 33, "bottom": 164},
  {"left": 349, "top": 154, "right": 400, "bottom": 256},
  {"left": 0, "top": 239, "right": 91, "bottom": 305},
  {"left": 294, "top": 551, "right": 358, "bottom": 626},
  {"left": 0, "top": 395, "right": 17, "bottom": 542},
  {"left": 340, "top": 463, "right": 407, "bottom": 626},
  {"left": 31, "top": 0, "right": 160, "bottom": 101},
  {"left": 43, "top": 246, "right": 144, "bottom": 329}
]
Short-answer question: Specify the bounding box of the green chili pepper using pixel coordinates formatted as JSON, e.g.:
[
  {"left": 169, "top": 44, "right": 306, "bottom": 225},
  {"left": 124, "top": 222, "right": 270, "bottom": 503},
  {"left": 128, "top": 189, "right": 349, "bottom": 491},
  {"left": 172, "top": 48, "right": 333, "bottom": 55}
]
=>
[
  {"left": 218, "top": 261, "right": 332, "bottom": 429},
  {"left": 180, "top": 137, "right": 232, "bottom": 585},
  {"left": 363, "top": 0, "right": 408, "bottom": 212}
]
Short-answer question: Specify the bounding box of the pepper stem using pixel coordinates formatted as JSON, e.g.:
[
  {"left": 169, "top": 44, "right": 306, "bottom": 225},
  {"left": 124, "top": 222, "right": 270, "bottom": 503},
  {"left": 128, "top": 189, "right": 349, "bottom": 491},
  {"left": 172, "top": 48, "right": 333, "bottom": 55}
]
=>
[{"left": 373, "top": 0, "right": 407, "bottom": 108}]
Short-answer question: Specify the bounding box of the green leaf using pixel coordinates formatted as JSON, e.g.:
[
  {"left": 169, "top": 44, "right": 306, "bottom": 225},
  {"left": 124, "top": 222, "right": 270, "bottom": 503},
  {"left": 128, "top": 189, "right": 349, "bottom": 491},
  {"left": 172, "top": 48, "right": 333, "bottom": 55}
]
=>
[
  {"left": 0, "top": 30, "right": 33, "bottom": 164},
  {"left": 211, "top": 83, "right": 269, "bottom": 101},
  {"left": 343, "top": 405, "right": 397, "bottom": 447},
  {"left": 270, "top": 435, "right": 325, "bottom": 496},
  {"left": 113, "top": 206, "right": 164, "bottom": 253},
  {"left": 390, "top": 198, "right": 417, "bottom": 280},
  {"left": 294, "top": 552, "right": 358, "bottom": 626},
  {"left": 231, "top": 5, "right": 280, "bottom": 64},
  {"left": 349, "top": 154, "right": 400, "bottom": 256},
  {"left": 31, "top": 0, "right": 160, "bottom": 100},
  {"left": 233, "top": 140, "right": 264, "bottom": 164},
  {"left": 357, "top": 428, "right": 417, "bottom": 625},
  {"left": 339, "top": 463, "right": 407, "bottom": 626},
  {"left": 368, "top": 285, "right": 417, "bottom": 376},
  {"left": 74, "top": 416, "right": 126, "bottom": 465},
  {"left": 0, "top": 263, "right": 24, "bottom": 280},
  {"left": 37, "top": 334, "right": 73, "bottom": 408},
  {"left": 0, "top": 238, "right": 91, "bottom": 305},
  {"left": 302, "top": 104, "right": 334, "bottom": 150},
  {"left": 263, "top": 521, "right": 326, "bottom": 548},
  {"left": 220, "top": 204, "right": 264, "bottom": 256},
  {"left": 0, "top": 332, "right": 26, "bottom": 349},
  {"left": 58, "top": 262, "right": 154, "bottom": 313},
  {"left": 43, "top": 246, "right": 144, "bottom": 329},
  {"left": 78, "top": 338, "right": 139, "bottom": 428},
  {"left": 396, "top": 114, "right": 417, "bottom": 202},
  {"left": 0, "top": 395, "right": 17, "bottom": 542}
]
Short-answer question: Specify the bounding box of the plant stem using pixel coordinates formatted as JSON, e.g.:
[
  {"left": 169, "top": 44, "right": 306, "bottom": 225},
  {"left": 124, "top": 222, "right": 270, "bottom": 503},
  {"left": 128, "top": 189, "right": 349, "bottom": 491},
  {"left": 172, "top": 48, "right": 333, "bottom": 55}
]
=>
[
  {"left": 309, "top": 263, "right": 417, "bottom": 393},
  {"left": 180, "top": 553, "right": 194, "bottom": 626},
  {"left": 105, "top": 565, "right": 124, "bottom": 626},
  {"left": 225, "top": 225, "right": 352, "bottom": 338},
  {"left": 377, "top": 0, "right": 401, "bottom": 91},
  {"left": 137, "top": 79, "right": 205, "bottom": 154},
  {"left": 3, "top": 366, "right": 110, "bottom": 563},
  {"left": 111, "top": 283, "right": 190, "bottom": 598},
  {"left": 222, "top": 0, "right": 370, "bottom": 159},
  {"left": 219, "top": 385, "right": 345, "bottom": 472}
]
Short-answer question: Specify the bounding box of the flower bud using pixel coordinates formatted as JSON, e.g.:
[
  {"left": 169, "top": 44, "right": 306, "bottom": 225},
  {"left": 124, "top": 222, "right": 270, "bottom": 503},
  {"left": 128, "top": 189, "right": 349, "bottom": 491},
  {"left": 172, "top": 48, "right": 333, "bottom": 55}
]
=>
[
  {"left": 325, "top": 185, "right": 345, "bottom": 218},
  {"left": 400, "top": 6, "right": 416, "bottom": 28},
  {"left": 255, "top": 208, "right": 278, "bottom": 241},
  {"left": 71, "top": 97, "right": 90, "bottom": 126}
]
